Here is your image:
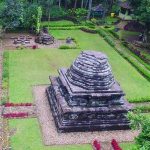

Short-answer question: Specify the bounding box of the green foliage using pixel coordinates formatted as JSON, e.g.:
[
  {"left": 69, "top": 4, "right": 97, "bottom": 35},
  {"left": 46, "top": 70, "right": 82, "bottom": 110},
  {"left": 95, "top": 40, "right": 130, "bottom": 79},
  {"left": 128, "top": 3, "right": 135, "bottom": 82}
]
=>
[
  {"left": 80, "top": 26, "right": 97, "bottom": 33},
  {"left": 23, "top": 3, "right": 39, "bottom": 29},
  {"left": 74, "top": 8, "right": 87, "bottom": 18},
  {"left": 67, "top": 8, "right": 87, "bottom": 21},
  {"left": 104, "top": 36, "right": 115, "bottom": 47},
  {"left": 97, "top": 28, "right": 115, "bottom": 47},
  {"left": 50, "top": 5, "right": 67, "bottom": 18},
  {"left": 135, "top": 105, "right": 150, "bottom": 113},
  {"left": 59, "top": 45, "right": 77, "bottom": 49},
  {"left": 128, "top": 110, "right": 150, "bottom": 150},
  {"left": 41, "top": 20, "right": 75, "bottom": 27},
  {"left": 0, "top": 0, "right": 25, "bottom": 28},
  {"left": 36, "top": 6, "right": 42, "bottom": 33}
]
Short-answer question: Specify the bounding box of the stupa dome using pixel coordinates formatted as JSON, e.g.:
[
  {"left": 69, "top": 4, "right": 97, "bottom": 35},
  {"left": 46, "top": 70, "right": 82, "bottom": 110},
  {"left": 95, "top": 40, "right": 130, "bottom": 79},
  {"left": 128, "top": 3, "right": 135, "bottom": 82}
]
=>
[{"left": 66, "top": 51, "right": 115, "bottom": 90}]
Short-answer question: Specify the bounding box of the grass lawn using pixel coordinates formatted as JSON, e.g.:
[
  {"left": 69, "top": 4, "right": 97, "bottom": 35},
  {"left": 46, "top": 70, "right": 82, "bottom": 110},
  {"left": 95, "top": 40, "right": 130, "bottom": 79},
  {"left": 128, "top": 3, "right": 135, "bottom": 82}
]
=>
[
  {"left": 41, "top": 20, "right": 75, "bottom": 27},
  {"left": 120, "top": 142, "right": 137, "bottom": 150},
  {"left": 9, "top": 119, "right": 91, "bottom": 150},
  {"left": 10, "top": 113, "right": 150, "bottom": 150},
  {"left": 8, "top": 30, "right": 150, "bottom": 103}
]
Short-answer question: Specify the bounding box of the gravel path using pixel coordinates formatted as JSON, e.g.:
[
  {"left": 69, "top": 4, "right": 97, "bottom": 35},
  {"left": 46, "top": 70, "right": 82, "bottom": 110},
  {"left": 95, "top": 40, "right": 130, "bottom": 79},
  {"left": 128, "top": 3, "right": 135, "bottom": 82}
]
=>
[
  {"left": 33, "top": 85, "right": 139, "bottom": 146},
  {"left": 0, "top": 49, "right": 3, "bottom": 149}
]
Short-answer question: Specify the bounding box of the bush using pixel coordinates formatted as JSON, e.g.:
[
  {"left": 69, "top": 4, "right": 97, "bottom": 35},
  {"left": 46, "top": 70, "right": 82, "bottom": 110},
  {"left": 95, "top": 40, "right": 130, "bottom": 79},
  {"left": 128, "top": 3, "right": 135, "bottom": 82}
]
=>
[
  {"left": 3, "top": 113, "right": 28, "bottom": 118},
  {"left": 97, "top": 28, "right": 115, "bottom": 47},
  {"left": 48, "top": 26, "right": 83, "bottom": 30},
  {"left": 67, "top": 8, "right": 87, "bottom": 19},
  {"left": 128, "top": 111, "right": 150, "bottom": 150},
  {"left": 97, "top": 28, "right": 108, "bottom": 37},
  {"left": 134, "top": 105, "right": 150, "bottom": 113},
  {"left": 108, "top": 29, "right": 119, "bottom": 39},
  {"left": 4, "top": 103, "right": 32, "bottom": 107},
  {"left": 104, "top": 36, "right": 115, "bottom": 47},
  {"left": 50, "top": 5, "right": 66, "bottom": 18},
  {"left": 80, "top": 27, "right": 97, "bottom": 34},
  {"left": 59, "top": 45, "right": 77, "bottom": 49},
  {"left": 75, "top": 8, "right": 87, "bottom": 18},
  {"left": 111, "top": 139, "right": 122, "bottom": 150}
]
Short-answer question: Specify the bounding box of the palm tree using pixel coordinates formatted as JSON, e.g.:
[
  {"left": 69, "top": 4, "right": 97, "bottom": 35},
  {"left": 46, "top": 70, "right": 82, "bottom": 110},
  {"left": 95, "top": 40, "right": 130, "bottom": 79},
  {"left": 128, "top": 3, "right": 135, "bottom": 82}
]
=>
[{"left": 87, "top": 0, "right": 92, "bottom": 19}]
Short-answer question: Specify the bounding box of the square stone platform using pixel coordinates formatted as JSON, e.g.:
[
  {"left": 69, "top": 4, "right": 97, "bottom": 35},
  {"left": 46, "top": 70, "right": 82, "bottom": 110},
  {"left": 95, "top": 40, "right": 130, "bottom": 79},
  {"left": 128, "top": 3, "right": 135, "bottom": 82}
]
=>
[{"left": 33, "top": 85, "right": 139, "bottom": 146}]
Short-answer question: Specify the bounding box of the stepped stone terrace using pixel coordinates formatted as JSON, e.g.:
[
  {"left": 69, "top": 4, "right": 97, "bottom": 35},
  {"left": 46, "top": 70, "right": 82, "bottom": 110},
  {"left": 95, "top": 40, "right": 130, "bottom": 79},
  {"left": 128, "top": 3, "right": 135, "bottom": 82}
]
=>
[{"left": 46, "top": 50, "right": 132, "bottom": 133}]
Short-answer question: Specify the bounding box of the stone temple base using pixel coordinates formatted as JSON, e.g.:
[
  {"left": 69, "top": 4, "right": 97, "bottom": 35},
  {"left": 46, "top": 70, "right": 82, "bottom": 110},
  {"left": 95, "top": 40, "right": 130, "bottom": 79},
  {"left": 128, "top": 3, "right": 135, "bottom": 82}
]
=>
[
  {"left": 34, "top": 85, "right": 139, "bottom": 146},
  {"left": 46, "top": 79, "right": 130, "bottom": 133},
  {"left": 46, "top": 51, "right": 132, "bottom": 133}
]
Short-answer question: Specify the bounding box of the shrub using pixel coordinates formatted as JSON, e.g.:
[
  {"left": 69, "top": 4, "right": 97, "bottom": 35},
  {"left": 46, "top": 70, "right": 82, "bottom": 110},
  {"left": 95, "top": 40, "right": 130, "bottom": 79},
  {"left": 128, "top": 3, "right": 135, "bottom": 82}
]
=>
[
  {"left": 75, "top": 8, "right": 87, "bottom": 18},
  {"left": 97, "top": 28, "right": 108, "bottom": 37},
  {"left": 32, "top": 45, "right": 38, "bottom": 49},
  {"left": 108, "top": 29, "right": 119, "bottom": 39},
  {"left": 128, "top": 110, "right": 150, "bottom": 150},
  {"left": 92, "top": 139, "right": 101, "bottom": 150},
  {"left": 80, "top": 27, "right": 97, "bottom": 34},
  {"left": 3, "top": 113, "right": 28, "bottom": 118},
  {"left": 111, "top": 139, "right": 122, "bottom": 150},
  {"left": 67, "top": 8, "right": 87, "bottom": 19},
  {"left": 104, "top": 36, "right": 115, "bottom": 47},
  {"left": 50, "top": 6, "right": 66, "bottom": 18},
  {"left": 4, "top": 103, "right": 32, "bottom": 107},
  {"left": 59, "top": 45, "right": 77, "bottom": 49},
  {"left": 134, "top": 105, "right": 150, "bottom": 113}
]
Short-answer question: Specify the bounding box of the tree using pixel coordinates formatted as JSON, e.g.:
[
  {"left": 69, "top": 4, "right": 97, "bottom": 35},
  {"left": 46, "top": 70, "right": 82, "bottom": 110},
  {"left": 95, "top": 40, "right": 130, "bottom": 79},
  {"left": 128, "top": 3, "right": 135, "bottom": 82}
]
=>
[
  {"left": 130, "top": 0, "right": 150, "bottom": 42},
  {"left": 0, "top": 0, "right": 25, "bottom": 29},
  {"left": 58, "top": 0, "right": 61, "bottom": 8},
  {"left": 36, "top": 6, "right": 42, "bottom": 33},
  {"left": 87, "top": 0, "right": 92, "bottom": 19},
  {"left": 128, "top": 110, "right": 150, "bottom": 150},
  {"left": 74, "top": 0, "right": 78, "bottom": 9}
]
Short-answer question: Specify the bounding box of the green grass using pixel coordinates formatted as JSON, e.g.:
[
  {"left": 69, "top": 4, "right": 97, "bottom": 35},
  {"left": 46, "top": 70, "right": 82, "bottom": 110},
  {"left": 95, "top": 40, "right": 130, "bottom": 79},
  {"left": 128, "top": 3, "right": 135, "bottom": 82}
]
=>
[
  {"left": 9, "top": 119, "right": 91, "bottom": 150},
  {"left": 41, "top": 20, "right": 75, "bottom": 27},
  {"left": 9, "top": 113, "right": 150, "bottom": 150},
  {"left": 120, "top": 142, "right": 137, "bottom": 150},
  {"left": 7, "top": 30, "right": 150, "bottom": 103}
]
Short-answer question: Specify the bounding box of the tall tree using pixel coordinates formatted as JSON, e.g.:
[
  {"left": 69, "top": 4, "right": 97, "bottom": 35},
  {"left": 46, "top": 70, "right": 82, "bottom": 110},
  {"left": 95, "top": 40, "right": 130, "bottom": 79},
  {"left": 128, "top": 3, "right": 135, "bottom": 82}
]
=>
[
  {"left": 87, "top": 0, "right": 92, "bottom": 19},
  {"left": 74, "top": 0, "right": 78, "bottom": 9},
  {"left": 58, "top": 0, "right": 61, "bottom": 8},
  {"left": 131, "top": 0, "right": 150, "bottom": 42},
  {"left": 81, "top": 0, "right": 84, "bottom": 8},
  {"left": 0, "top": 0, "right": 25, "bottom": 29}
]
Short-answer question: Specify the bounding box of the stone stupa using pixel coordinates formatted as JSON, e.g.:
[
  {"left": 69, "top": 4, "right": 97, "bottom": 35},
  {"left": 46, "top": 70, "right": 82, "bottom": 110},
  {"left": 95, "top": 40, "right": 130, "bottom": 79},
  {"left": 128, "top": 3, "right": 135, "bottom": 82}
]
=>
[{"left": 46, "top": 51, "right": 132, "bottom": 133}]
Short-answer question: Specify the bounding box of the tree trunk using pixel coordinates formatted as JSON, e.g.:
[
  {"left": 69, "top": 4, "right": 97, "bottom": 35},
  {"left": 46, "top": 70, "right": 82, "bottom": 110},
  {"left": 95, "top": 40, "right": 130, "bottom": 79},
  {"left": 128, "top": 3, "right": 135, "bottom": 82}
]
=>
[
  {"left": 48, "top": 4, "right": 50, "bottom": 30},
  {"left": 87, "top": 0, "right": 92, "bottom": 20},
  {"left": 85, "top": 0, "right": 89, "bottom": 9},
  {"left": 65, "top": 0, "right": 67, "bottom": 9},
  {"left": 81, "top": 0, "right": 84, "bottom": 8},
  {"left": 74, "top": 0, "right": 78, "bottom": 9},
  {"left": 59, "top": 0, "right": 61, "bottom": 8}
]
